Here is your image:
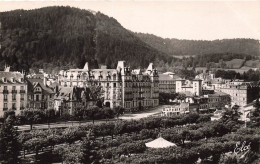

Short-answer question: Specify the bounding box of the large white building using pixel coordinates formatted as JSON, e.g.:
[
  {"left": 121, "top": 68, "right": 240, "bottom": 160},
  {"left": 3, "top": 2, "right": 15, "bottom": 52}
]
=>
[
  {"left": 58, "top": 61, "right": 159, "bottom": 111},
  {"left": 176, "top": 79, "right": 202, "bottom": 96},
  {"left": 0, "top": 68, "right": 27, "bottom": 117}
]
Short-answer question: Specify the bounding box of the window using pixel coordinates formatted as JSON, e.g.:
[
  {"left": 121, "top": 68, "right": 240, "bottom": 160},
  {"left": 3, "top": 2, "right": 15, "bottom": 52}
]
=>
[
  {"left": 4, "top": 86, "right": 7, "bottom": 90},
  {"left": 12, "top": 86, "right": 16, "bottom": 90},
  {"left": 113, "top": 83, "right": 116, "bottom": 87},
  {"left": 4, "top": 94, "right": 7, "bottom": 101},
  {"left": 21, "top": 86, "right": 24, "bottom": 90},
  {"left": 36, "top": 95, "right": 39, "bottom": 101},
  {"left": 21, "top": 103, "right": 24, "bottom": 110},
  {"left": 107, "top": 83, "right": 109, "bottom": 87},
  {"left": 12, "top": 94, "right": 16, "bottom": 100},
  {"left": 4, "top": 103, "right": 7, "bottom": 108},
  {"left": 21, "top": 94, "right": 24, "bottom": 100},
  {"left": 12, "top": 103, "right": 16, "bottom": 110},
  {"left": 42, "top": 95, "right": 44, "bottom": 100}
]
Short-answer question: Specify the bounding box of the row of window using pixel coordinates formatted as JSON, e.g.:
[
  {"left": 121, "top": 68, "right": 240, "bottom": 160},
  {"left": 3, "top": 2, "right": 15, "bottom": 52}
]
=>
[
  {"left": 3, "top": 102, "right": 25, "bottom": 110},
  {"left": 3, "top": 86, "right": 25, "bottom": 90},
  {"left": 3, "top": 94, "right": 25, "bottom": 101}
]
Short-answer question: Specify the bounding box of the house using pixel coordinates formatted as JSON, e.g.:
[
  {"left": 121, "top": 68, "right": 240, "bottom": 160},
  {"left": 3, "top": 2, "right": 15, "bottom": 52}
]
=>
[
  {"left": 54, "top": 87, "right": 94, "bottom": 115},
  {"left": 27, "top": 78, "right": 55, "bottom": 110}
]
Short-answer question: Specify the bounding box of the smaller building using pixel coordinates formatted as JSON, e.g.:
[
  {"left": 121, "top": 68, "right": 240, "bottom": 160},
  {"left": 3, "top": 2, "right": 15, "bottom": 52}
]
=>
[
  {"left": 159, "top": 73, "right": 180, "bottom": 93},
  {"left": 54, "top": 87, "right": 94, "bottom": 115},
  {"left": 161, "top": 103, "right": 189, "bottom": 117},
  {"left": 27, "top": 78, "right": 55, "bottom": 110},
  {"left": 176, "top": 79, "right": 202, "bottom": 96},
  {"left": 211, "top": 110, "right": 224, "bottom": 121},
  {"left": 220, "top": 82, "right": 259, "bottom": 107}
]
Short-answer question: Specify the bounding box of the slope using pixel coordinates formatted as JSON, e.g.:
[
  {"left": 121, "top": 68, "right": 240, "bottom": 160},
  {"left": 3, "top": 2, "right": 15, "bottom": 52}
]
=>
[{"left": 0, "top": 6, "right": 171, "bottom": 73}]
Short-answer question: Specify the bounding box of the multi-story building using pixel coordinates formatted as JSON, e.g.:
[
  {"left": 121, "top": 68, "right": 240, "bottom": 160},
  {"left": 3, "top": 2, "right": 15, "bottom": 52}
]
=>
[
  {"left": 54, "top": 87, "right": 94, "bottom": 115},
  {"left": 159, "top": 73, "right": 180, "bottom": 93},
  {"left": 27, "top": 78, "right": 55, "bottom": 109},
  {"left": 58, "top": 61, "right": 159, "bottom": 111},
  {"left": 0, "top": 68, "right": 27, "bottom": 117},
  {"left": 176, "top": 79, "right": 202, "bottom": 96},
  {"left": 161, "top": 103, "right": 189, "bottom": 117},
  {"left": 220, "top": 82, "right": 259, "bottom": 107}
]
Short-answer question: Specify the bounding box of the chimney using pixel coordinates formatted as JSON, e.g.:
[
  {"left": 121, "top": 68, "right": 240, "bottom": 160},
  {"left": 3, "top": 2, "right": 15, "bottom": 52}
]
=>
[{"left": 43, "top": 76, "right": 47, "bottom": 86}]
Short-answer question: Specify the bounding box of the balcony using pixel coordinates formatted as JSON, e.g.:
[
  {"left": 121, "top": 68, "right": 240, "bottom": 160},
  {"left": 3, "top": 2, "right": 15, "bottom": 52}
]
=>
[
  {"left": 20, "top": 90, "right": 26, "bottom": 93},
  {"left": 3, "top": 90, "right": 8, "bottom": 94},
  {"left": 12, "top": 90, "right": 17, "bottom": 94}
]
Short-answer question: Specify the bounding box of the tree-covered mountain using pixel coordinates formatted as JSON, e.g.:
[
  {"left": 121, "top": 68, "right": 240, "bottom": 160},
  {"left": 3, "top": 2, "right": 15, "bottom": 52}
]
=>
[
  {"left": 0, "top": 6, "right": 171, "bottom": 73},
  {"left": 136, "top": 33, "right": 260, "bottom": 57}
]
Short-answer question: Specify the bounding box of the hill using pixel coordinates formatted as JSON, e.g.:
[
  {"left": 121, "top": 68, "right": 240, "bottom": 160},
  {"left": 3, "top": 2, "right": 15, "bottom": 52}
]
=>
[
  {"left": 136, "top": 33, "right": 260, "bottom": 57},
  {"left": 0, "top": 6, "right": 171, "bottom": 73}
]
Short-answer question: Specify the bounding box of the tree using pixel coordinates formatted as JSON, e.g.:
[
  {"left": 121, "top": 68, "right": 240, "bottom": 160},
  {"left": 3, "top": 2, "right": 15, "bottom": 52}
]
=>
[
  {"left": 87, "top": 106, "right": 99, "bottom": 124},
  {"left": 89, "top": 85, "right": 105, "bottom": 108},
  {"left": 22, "top": 109, "right": 46, "bottom": 130},
  {"left": 113, "top": 106, "right": 125, "bottom": 120},
  {"left": 45, "top": 108, "right": 56, "bottom": 128},
  {"left": 0, "top": 116, "right": 20, "bottom": 164},
  {"left": 81, "top": 131, "right": 100, "bottom": 164},
  {"left": 103, "top": 107, "right": 114, "bottom": 122},
  {"left": 176, "top": 93, "right": 186, "bottom": 101}
]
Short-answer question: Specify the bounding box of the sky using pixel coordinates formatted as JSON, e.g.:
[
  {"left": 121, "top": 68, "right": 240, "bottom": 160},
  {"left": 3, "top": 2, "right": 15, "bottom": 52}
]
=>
[{"left": 0, "top": 1, "right": 259, "bottom": 40}]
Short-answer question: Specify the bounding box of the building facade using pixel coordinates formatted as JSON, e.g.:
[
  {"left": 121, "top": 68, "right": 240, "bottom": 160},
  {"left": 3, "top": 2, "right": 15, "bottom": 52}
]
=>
[
  {"left": 54, "top": 87, "right": 94, "bottom": 115},
  {"left": 158, "top": 73, "right": 180, "bottom": 93},
  {"left": 220, "top": 82, "right": 259, "bottom": 107},
  {"left": 27, "top": 78, "right": 55, "bottom": 110},
  {"left": 161, "top": 103, "right": 189, "bottom": 117},
  {"left": 176, "top": 79, "right": 202, "bottom": 96},
  {"left": 58, "top": 61, "right": 159, "bottom": 111},
  {"left": 0, "top": 69, "right": 27, "bottom": 117}
]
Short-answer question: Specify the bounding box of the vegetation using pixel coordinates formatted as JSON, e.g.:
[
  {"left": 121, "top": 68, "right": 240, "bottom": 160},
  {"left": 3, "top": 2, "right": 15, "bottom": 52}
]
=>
[
  {"left": 10, "top": 109, "right": 259, "bottom": 163},
  {"left": 136, "top": 33, "right": 260, "bottom": 57},
  {"left": 0, "top": 116, "right": 20, "bottom": 164},
  {"left": 215, "top": 69, "right": 260, "bottom": 81},
  {"left": 0, "top": 6, "right": 171, "bottom": 73}
]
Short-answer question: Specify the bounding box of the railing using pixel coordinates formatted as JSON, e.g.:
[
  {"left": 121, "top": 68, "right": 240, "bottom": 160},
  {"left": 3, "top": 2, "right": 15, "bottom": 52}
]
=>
[{"left": 3, "top": 108, "right": 8, "bottom": 111}]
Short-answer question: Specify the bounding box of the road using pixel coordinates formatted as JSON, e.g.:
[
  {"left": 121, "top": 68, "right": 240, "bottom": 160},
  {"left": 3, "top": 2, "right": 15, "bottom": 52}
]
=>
[
  {"left": 119, "top": 105, "right": 165, "bottom": 120},
  {"left": 15, "top": 105, "right": 165, "bottom": 131}
]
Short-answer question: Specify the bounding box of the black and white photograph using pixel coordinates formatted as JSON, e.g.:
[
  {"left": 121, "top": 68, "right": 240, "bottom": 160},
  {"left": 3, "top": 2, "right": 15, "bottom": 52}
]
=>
[{"left": 0, "top": 0, "right": 259, "bottom": 163}]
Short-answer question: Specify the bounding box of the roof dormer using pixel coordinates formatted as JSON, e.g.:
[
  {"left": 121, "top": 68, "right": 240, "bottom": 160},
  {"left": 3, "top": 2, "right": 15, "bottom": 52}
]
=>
[
  {"left": 11, "top": 77, "right": 15, "bottom": 83},
  {"left": 2, "top": 77, "right": 7, "bottom": 83}
]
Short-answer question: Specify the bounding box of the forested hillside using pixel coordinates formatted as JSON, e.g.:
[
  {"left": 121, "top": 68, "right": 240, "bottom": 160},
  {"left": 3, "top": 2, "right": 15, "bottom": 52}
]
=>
[
  {"left": 0, "top": 6, "right": 171, "bottom": 73},
  {"left": 136, "top": 33, "right": 260, "bottom": 57}
]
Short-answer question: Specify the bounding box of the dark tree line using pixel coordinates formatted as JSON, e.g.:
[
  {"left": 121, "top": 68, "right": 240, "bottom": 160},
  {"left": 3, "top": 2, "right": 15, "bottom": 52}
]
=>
[{"left": 0, "top": 6, "right": 172, "bottom": 73}]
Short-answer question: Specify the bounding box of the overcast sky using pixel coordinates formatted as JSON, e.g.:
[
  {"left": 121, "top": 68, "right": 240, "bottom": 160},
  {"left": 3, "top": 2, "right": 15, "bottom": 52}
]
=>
[{"left": 0, "top": 1, "right": 259, "bottom": 40}]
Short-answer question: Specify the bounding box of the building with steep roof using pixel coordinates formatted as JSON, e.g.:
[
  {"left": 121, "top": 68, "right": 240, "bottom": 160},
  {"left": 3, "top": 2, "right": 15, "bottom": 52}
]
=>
[
  {"left": 27, "top": 78, "right": 55, "bottom": 110},
  {"left": 0, "top": 69, "right": 27, "bottom": 117},
  {"left": 58, "top": 61, "right": 159, "bottom": 111},
  {"left": 54, "top": 87, "right": 93, "bottom": 115}
]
